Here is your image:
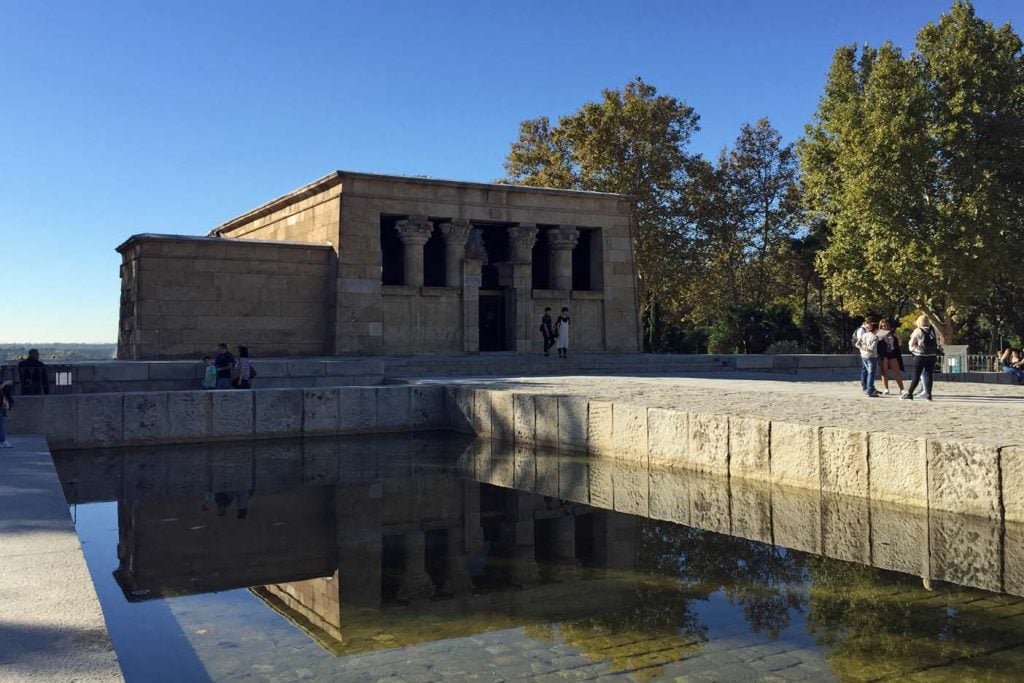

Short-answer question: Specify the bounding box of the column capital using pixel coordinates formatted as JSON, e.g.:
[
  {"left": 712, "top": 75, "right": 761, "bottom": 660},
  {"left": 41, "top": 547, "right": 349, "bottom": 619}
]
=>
[
  {"left": 439, "top": 218, "right": 473, "bottom": 245},
  {"left": 548, "top": 225, "right": 580, "bottom": 250},
  {"left": 395, "top": 216, "right": 434, "bottom": 246},
  {"left": 507, "top": 224, "right": 538, "bottom": 263},
  {"left": 466, "top": 228, "right": 487, "bottom": 261}
]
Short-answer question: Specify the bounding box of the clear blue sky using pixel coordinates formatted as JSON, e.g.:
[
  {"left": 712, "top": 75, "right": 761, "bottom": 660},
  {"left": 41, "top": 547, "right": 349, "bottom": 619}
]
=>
[{"left": 2, "top": 1, "right": 1021, "bottom": 343}]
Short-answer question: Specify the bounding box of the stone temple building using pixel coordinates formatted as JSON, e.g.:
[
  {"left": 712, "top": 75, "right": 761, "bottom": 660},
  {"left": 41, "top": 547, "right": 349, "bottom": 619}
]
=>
[{"left": 117, "top": 171, "right": 640, "bottom": 359}]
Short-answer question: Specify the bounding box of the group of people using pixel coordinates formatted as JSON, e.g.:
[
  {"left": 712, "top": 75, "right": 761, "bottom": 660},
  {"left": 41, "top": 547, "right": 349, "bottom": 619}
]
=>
[
  {"left": 202, "top": 343, "right": 256, "bottom": 390},
  {"left": 539, "top": 307, "right": 572, "bottom": 358},
  {"left": 0, "top": 348, "right": 52, "bottom": 449},
  {"left": 854, "top": 314, "right": 939, "bottom": 400}
]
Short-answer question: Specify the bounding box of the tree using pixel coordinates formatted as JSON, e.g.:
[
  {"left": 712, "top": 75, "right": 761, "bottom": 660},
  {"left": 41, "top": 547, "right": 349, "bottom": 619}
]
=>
[
  {"left": 799, "top": 1, "right": 1024, "bottom": 343},
  {"left": 685, "top": 119, "right": 805, "bottom": 343},
  {"left": 503, "top": 78, "right": 700, "bottom": 331}
]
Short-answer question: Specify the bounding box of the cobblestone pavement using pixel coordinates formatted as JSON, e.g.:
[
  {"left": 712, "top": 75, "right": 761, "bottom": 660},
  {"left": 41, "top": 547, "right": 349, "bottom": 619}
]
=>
[{"left": 440, "top": 371, "right": 1024, "bottom": 447}]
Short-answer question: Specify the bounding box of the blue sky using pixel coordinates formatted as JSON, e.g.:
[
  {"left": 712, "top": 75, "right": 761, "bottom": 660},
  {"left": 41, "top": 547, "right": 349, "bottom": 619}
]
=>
[{"left": 2, "top": 1, "right": 1021, "bottom": 343}]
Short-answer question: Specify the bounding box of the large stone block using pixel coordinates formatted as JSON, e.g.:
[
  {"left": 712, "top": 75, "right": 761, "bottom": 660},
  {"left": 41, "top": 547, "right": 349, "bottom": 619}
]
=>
[
  {"left": 612, "top": 455, "right": 648, "bottom": 516},
  {"left": 471, "top": 389, "right": 491, "bottom": 438},
  {"left": 612, "top": 403, "right": 648, "bottom": 462},
  {"left": 648, "top": 467, "right": 689, "bottom": 526},
  {"left": 41, "top": 395, "right": 76, "bottom": 448},
  {"left": 254, "top": 389, "right": 303, "bottom": 436},
  {"left": 728, "top": 416, "right": 770, "bottom": 480},
  {"left": 730, "top": 478, "right": 772, "bottom": 543},
  {"left": 444, "top": 385, "right": 474, "bottom": 434},
  {"left": 821, "top": 492, "right": 869, "bottom": 564},
  {"left": 488, "top": 443, "right": 516, "bottom": 489},
  {"left": 513, "top": 444, "right": 537, "bottom": 492},
  {"left": 588, "top": 454, "right": 614, "bottom": 509},
  {"left": 689, "top": 471, "right": 730, "bottom": 535},
  {"left": 489, "top": 391, "right": 515, "bottom": 443},
  {"left": 587, "top": 401, "right": 613, "bottom": 455},
  {"left": 211, "top": 443, "right": 255, "bottom": 490},
  {"left": 211, "top": 390, "right": 254, "bottom": 439},
  {"left": 870, "top": 499, "right": 929, "bottom": 577},
  {"left": 927, "top": 440, "right": 1000, "bottom": 518},
  {"left": 868, "top": 433, "right": 927, "bottom": 507},
  {"left": 536, "top": 445, "right": 559, "bottom": 497},
  {"left": 559, "top": 454, "right": 589, "bottom": 505},
  {"left": 338, "top": 387, "right": 376, "bottom": 432},
  {"left": 302, "top": 388, "right": 339, "bottom": 434},
  {"left": 92, "top": 363, "right": 149, "bottom": 382},
  {"left": 1004, "top": 520, "right": 1024, "bottom": 597},
  {"left": 534, "top": 396, "right": 559, "bottom": 447},
  {"left": 769, "top": 421, "right": 820, "bottom": 490},
  {"left": 123, "top": 392, "right": 169, "bottom": 442},
  {"left": 771, "top": 484, "right": 822, "bottom": 555},
  {"left": 647, "top": 408, "right": 687, "bottom": 469},
  {"left": 375, "top": 386, "right": 411, "bottom": 431},
  {"left": 167, "top": 391, "right": 211, "bottom": 441},
  {"left": 929, "top": 508, "right": 1002, "bottom": 593},
  {"left": 1001, "top": 446, "right": 1024, "bottom": 523},
  {"left": 819, "top": 427, "right": 868, "bottom": 497},
  {"left": 76, "top": 394, "right": 123, "bottom": 447},
  {"left": 687, "top": 413, "right": 729, "bottom": 475},
  {"left": 557, "top": 396, "right": 588, "bottom": 451},
  {"left": 513, "top": 394, "right": 536, "bottom": 445},
  {"left": 410, "top": 384, "right": 444, "bottom": 429}
]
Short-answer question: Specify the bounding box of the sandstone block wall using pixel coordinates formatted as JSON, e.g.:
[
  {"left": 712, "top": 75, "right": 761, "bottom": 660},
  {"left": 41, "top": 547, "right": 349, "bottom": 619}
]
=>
[
  {"left": 443, "top": 385, "right": 1024, "bottom": 561},
  {"left": 117, "top": 235, "right": 335, "bottom": 359}
]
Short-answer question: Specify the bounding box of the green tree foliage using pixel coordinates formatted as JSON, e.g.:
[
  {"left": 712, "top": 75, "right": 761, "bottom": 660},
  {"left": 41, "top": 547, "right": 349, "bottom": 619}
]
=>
[
  {"left": 503, "top": 77, "right": 700, "bottom": 324},
  {"left": 685, "top": 119, "right": 806, "bottom": 351},
  {"left": 800, "top": 1, "right": 1024, "bottom": 343}
]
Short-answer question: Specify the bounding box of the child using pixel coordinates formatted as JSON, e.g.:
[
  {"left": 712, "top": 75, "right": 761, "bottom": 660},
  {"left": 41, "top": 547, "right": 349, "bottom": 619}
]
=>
[
  {"left": 201, "top": 356, "right": 218, "bottom": 389},
  {"left": 0, "top": 380, "right": 14, "bottom": 448}
]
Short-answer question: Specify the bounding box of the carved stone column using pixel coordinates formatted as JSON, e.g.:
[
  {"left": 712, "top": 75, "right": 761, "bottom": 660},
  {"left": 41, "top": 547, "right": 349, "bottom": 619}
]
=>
[
  {"left": 394, "top": 216, "right": 434, "bottom": 287},
  {"left": 548, "top": 225, "right": 579, "bottom": 291},
  {"left": 506, "top": 224, "right": 538, "bottom": 351},
  {"left": 440, "top": 219, "right": 473, "bottom": 288},
  {"left": 395, "top": 529, "right": 436, "bottom": 602},
  {"left": 462, "top": 228, "right": 486, "bottom": 353}
]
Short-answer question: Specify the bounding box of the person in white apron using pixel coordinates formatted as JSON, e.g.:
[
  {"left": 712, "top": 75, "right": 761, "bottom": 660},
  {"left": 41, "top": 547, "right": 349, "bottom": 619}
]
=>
[{"left": 554, "top": 307, "right": 571, "bottom": 358}]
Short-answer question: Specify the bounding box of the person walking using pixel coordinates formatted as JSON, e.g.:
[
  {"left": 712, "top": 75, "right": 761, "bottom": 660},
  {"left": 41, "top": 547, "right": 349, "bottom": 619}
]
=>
[
  {"left": 232, "top": 346, "right": 255, "bottom": 389},
  {"left": 539, "top": 307, "right": 555, "bottom": 357},
  {"left": 877, "top": 319, "right": 905, "bottom": 395},
  {"left": 901, "top": 315, "right": 939, "bottom": 401},
  {"left": 214, "top": 343, "right": 234, "bottom": 389},
  {"left": 855, "top": 319, "right": 881, "bottom": 397},
  {"left": 554, "top": 307, "right": 571, "bottom": 359}
]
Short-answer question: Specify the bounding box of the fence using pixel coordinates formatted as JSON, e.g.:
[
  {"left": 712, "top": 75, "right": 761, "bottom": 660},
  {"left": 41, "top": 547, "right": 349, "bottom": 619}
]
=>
[
  {"left": 0, "top": 363, "right": 75, "bottom": 395},
  {"left": 967, "top": 354, "right": 1000, "bottom": 373}
]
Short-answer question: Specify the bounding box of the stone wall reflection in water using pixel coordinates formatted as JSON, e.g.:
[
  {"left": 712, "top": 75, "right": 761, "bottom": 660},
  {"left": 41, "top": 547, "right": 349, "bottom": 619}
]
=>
[{"left": 55, "top": 434, "right": 1024, "bottom": 681}]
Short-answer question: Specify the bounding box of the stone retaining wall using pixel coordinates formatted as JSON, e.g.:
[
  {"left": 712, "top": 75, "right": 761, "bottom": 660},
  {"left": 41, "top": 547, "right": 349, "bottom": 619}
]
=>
[
  {"left": 443, "top": 385, "right": 1023, "bottom": 525},
  {"left": 7, "top": 385, "right": 445, "bottom": 449},
  {"left": 1, "top": 358, "right": 384, "bottom": 394}
]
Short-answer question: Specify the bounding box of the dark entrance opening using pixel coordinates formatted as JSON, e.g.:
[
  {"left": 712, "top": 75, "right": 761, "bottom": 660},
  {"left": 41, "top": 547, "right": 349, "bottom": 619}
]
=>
[{"left": 479, "top": 293, "right": 506, "bottom": 351}]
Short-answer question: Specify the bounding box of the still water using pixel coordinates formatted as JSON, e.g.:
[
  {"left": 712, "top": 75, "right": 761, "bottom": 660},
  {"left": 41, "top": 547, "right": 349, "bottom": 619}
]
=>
[{"left": 55, "top": 434, "right": 1024, "bottom": 682}]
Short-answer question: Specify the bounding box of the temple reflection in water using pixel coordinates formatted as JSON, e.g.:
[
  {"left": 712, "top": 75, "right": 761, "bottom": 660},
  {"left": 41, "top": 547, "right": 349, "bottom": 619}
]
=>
[{"left": 55, "top": 434, "right": 1024, "bottom": 679}]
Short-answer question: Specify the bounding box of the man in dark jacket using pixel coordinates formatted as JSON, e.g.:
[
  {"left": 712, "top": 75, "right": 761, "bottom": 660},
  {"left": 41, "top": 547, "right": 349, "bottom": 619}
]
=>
[{"left": 18, "top": 349, "right": 49, "bottom": 395}]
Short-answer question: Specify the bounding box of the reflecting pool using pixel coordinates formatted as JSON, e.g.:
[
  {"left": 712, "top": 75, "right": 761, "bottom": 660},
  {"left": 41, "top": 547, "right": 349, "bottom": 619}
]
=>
[{"left": 55, "top": 434, "right": 1024, "bottom": 682}]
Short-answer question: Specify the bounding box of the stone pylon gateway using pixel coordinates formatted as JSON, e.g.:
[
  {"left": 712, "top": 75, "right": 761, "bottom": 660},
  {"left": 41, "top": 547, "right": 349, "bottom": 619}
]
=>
[{"left": 116, "top": 171, "right": 641, "bottom": 359}]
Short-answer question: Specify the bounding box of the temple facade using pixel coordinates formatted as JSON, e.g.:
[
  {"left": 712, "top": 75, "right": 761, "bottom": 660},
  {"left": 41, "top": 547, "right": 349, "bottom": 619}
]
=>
[{"left": 117, "top": 171, "right": 640, "bottom": 359}]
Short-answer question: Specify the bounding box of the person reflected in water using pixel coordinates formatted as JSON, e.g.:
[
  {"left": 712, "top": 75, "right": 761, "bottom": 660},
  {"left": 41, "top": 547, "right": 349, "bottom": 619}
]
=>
[{"left": 207, "top": 490, "right": 255, "bottom": 519}]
